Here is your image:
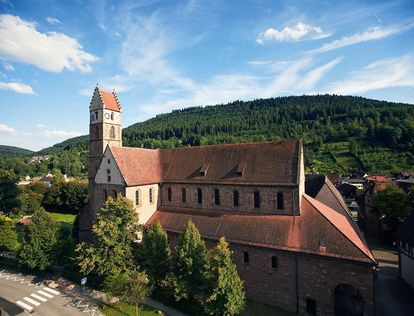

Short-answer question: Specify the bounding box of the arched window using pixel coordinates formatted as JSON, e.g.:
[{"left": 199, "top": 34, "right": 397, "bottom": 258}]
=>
[
  {"left": 277, "top": 192, "right": 284, "bottom": 210},
  {"left": 214, "top": 189, "right": 220, "bottom": 205},
  {"left": 167, "top": 187, "right": 172, "bottom": 201},
  {"left": 110, "top": 126, "right": 115, "bottom": 139},
  {"left": 110, "top": 112, "right": 114, "bottom": 120},
  {"left": 182, "top": 188, "right": 186, "bottom": 203},
  {"left": 149, "top": 187, "right": 153, "bottom": 204},
  {"left": 254, "top": 191, "right": 260, "bottom": 208},
  {"left": 112, "top": 190, "right": 117, "bottom": 198},
  {"left": 104, "top": 189, "right": 108, "bottom": 201},
  {"left": 233, "top": 190, "right": 239, "bottom": 207},
  {"left": 135, "top": 190, "right": 140, "bottom": 206}
]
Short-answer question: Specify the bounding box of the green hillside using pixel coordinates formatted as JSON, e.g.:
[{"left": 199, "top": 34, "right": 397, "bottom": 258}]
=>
[
  {"left": 0, "top": 145, "right": 33, "bottom": 157},
  {"left": 37, "top": 94, "right": 414, "bottom": 174}
]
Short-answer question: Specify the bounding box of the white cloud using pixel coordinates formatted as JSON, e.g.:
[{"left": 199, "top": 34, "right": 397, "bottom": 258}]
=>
[
  {"left": 1, "top": 62, "right": 14, "bottom": 71},
  {"left": 309, "top": 22, "right": 414, "bottom": 54},
  {"left": 0, "top": 14, "right": 97, "bottom": 72},
  {"left": 0, "top": 81, "right": 36, "bottom": 94},
  {"left": 46, "top": 17, "right": 61, "bottom": 25},
  {"left": 0, "top": 123, "right": 16, "bottom": 133},
  {"left": 326, "top": 54, "right": 414, "bottom": 94},
  {"left": 257, "top": 22, "right": 331, "bottom": 44},
  {"left": 36, "top": 123, "right": 46, "bottom": 128},
  {"left": 39, "top": 129, "right": 82, "bottom": 138}
]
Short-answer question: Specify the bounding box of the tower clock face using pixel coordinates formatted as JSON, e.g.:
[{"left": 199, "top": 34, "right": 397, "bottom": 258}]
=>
[{"left": 104, "top": 113, "right": 110, "bottom": 119}]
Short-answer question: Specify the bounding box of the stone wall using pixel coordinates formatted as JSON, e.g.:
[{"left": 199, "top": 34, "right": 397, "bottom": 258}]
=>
[
  {"left": 161, "top": 183, "right": 298, "bottom": 215},
  {"left": 165, "top": 232, "right": 374, "bottom": 316}
]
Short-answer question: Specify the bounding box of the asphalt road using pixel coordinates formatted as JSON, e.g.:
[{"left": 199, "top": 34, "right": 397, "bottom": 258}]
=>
[
  {"left": 0, "top": 269, "right": 84, "bottom": 316},
  {"left": 370, "top": 243, "right": 414, "bottom": 316}
]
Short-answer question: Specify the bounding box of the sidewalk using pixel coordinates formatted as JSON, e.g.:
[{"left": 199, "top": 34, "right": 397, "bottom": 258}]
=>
[{"left": 55, "top": 277, "right": 188, "bottom": 316}]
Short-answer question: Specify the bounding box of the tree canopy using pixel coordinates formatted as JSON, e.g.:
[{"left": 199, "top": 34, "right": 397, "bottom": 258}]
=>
[
  {"left": 0, "top": 214, "right": 18, "bottom": 254},
  {"left": 17, "top": 208, "right": 60, "bottom": 271},
  {"left": 76, "top": 194, "right": 139, "bottom": 279}
]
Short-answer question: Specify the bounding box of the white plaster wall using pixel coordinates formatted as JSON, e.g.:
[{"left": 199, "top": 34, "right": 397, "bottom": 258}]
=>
[
  {"left": 95, "top": 148, "right": 124, "bottom": 185},
  {"left": 401, "top": 253, "right": 414, "bottom": 287},
  {"left": 125, "top": 184, "right": 161, "bottom": 224}
]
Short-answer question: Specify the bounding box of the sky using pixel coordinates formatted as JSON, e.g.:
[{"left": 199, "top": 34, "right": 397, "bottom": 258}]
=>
[{"left": 0, "top": 0, "right": 414, "bottom": 151}]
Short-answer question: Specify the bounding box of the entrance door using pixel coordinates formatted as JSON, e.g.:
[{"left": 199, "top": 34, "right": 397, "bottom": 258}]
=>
[{"left": 334, "top": 284, "right": 363, "bottom": 316}]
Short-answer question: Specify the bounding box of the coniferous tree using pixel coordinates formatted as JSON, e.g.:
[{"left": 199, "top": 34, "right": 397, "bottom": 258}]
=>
[
  {"left": 76, "top": 194, "right": 139, "bottom": 280},
  {"left": 204, "top": 237, "right": 245, "bottom": 316},
  {"left": 164, "top": 220, "right": 208, "bottom": 303},
  {"left": 17, "top": 208, "right": 60, "bottom": 270},
  {"left": 142, "top": 220, "right": 171, "bottom": 287}
]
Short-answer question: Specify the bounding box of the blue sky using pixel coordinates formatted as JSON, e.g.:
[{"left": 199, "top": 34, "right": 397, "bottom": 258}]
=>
[{"left": 1, "top": 0, "right": 414, "bottom": 151}]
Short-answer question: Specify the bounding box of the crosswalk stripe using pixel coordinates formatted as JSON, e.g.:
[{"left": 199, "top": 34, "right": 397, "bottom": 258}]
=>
[
  {"left": 31, "top": 293, "right": 47, "bottom": 302},
  {"left": 16, "top": 300, "right": 33, "bottom": 311},
  {"left": 23, "top": 297, "right": 40, "bottom": 306},
  {"left": 37, "top": 290, "right": 53, "bottom": 298},
  {"left": 43, "top": 287, "right": 60, "bottom": 295}
]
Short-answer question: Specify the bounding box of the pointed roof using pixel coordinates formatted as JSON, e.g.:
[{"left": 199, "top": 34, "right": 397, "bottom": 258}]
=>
[
  {"left": 93, "top": 87, "right": 121, "bottom": 112},
  {"left": 111, "top": 146, "right": 161, "bottom": 186},
  {"left": 148, "top": 194, "right": 376, "bottom": 264}
]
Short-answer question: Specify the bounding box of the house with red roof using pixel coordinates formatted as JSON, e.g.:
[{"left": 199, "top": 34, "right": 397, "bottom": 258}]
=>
[{"left": 79, "top": 88, "right": 376, "bottom": 316}]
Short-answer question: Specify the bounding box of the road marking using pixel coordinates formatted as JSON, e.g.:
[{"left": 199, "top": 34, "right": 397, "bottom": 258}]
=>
[
  {"left": 37, "top": 290, "right": 53, "bottom": 298},
  {"left": 23, "top": 297, "right": 40, "bottom": 306},
  {"left": 16, "top": 300, "right": 33, "bottom": 311},
  {"left": 43, "top": 287, "right": 60, "bottom": 295},
  {"left": 31, "top": 293, "right": 47, "bottom": 302}
]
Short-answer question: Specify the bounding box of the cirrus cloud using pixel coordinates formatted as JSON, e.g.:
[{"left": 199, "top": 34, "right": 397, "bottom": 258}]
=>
[
  {"left": 309, "top": 22, "right": 414, "bottom": 54},
  {"left": 326, "top": 54, "right": 414, "bottom": 94},
  {"left": 257, "top": 22, "right": 331, "bottom": 44},
  {"left": 0, "top": 14, "right": 97, "bottom": 73}
]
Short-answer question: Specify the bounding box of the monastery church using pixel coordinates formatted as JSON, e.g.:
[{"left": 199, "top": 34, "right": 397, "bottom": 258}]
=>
[{"left": 79, "top": 87, "right": 377, "bottom": 316}]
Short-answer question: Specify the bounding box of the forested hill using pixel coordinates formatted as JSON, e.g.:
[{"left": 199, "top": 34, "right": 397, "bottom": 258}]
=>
[
  {"left": 0, "top": 145, "right": 33, "bottom": 157},
  {"left": 40, "top": 94, "right": 414, "bottom": 173}
]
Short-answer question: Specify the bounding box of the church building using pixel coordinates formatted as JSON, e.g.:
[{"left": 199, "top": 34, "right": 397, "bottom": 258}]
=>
[{"left": 79, "top": 87, "right": 377, "bottom": 316}]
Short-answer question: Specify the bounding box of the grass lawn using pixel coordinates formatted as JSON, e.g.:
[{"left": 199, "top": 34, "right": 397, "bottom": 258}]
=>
[
  {"left": 242, "top": 300, "right": 295, "bottom": 316},
  {"left": 48, "top": 212, "right": 76, "bottom": 223},
  {"left": 100, "top": 302, "right": 163, "bottom": 316},
  {"left": 48, "top": 212, "right": 76, "bottom": 230}
]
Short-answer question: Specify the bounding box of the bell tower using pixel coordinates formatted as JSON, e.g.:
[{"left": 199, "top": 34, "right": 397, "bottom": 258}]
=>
[
  {"left": 79, "top": 86, "right": 122, "bottom": 240},
  {"left": 88, "top": 86, "right": 122, "bottom": 181}
]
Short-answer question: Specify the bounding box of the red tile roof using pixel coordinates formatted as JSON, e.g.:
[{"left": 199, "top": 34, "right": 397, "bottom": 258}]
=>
[
  {"left": 110, "top": 140, "right": 301, "bottom": 186},
  {"left": 366, "top": 176, "right": 388, "bottom": 183},
  {"left": 98, "top": 89, "right": 121, "bottom": 112},
  {"left": 111, "top": 147, "right": 161, "bottom": 186},
  {"left": 148, "top": 194, "right": 376, "bottom": 264}
]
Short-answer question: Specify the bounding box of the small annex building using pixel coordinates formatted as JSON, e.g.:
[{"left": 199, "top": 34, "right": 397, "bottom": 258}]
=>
[{"left": 79, "top": 87, "right": 377, "bottom": 316}]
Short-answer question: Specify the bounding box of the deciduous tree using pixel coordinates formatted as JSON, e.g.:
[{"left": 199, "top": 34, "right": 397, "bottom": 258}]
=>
[
  {"left": 76, "top": 195, "right": 139, "bottom": 280},
  {"left": 204, "top": 237, "right": 245, "bottom": 316},
  {"left": 372, "top": 184, "right": 413, "bottom": 234},
  {"left": 17, "top": 208, "right": 60, "bottom": 270},
  {"left": 104, "top": 270, "right": 152, "bottom": 316},
  {"left": 0, "top": 214, "right": 18, "bottom": 254}
]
